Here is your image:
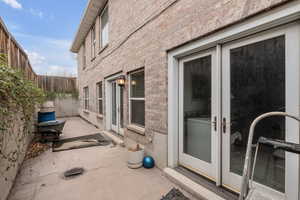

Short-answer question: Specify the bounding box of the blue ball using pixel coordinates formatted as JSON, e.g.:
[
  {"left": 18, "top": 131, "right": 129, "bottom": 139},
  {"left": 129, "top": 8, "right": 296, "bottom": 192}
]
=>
[{"left": 143, "top": 156, "right": 155, "bottom": 169}]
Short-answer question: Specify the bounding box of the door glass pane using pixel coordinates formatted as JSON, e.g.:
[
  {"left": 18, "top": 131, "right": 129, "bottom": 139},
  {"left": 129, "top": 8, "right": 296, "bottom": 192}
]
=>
[
  {"left": 98, "top": 82, "right": 103, "bottom": 114},
  {"left": 112, "top": 82, "right": 117, "bottom": 125},
  {"left": 183, "top": 55, "right": 212, "bottom": 163},
  {"left": 230, "top": 36, "right": 285, "bottom": 192},
  {"left": 120, "top": 87, "right": 124, "bottom": 128}
]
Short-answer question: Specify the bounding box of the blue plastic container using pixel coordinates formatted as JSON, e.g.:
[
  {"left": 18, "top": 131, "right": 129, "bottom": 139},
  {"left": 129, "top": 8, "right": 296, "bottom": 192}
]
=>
[{"left": 38, "top": 111, "right": 56, "bottom": 123}]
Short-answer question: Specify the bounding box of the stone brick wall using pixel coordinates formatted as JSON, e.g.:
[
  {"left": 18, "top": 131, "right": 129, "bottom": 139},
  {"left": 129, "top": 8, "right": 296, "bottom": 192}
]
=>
[
  {"left": 0, "top": 114, "right": 34, "bottom": 200},
  {"left": 76, "top": 0, "right": 290, "bottom": 168}
]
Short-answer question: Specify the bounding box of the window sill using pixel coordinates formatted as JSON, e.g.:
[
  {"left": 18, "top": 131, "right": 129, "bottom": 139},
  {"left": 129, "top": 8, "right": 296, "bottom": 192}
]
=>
[
  {"left": 83, "top": 109, "right": 90, "bottom": 114},
  {"left": 98, "top": 44, "right": 109, "bottom": 55},
  {"left": 127, "top": 124, "right": 145, "bottom": 135},
  {"left": 96, "top": 114, "right": 104, "bottom": 119}
]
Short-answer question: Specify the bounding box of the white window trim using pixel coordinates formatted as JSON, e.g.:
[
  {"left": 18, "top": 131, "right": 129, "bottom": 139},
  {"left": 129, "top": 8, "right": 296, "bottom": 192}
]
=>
[
  {"left": 168, "top": 2, "right": 300, "bottom": 199},
  {"left": 128, "top": 69, "right": 145, "bottom": 128},
  {"left": 83, "top": 86, "right": 89, "bottom": 110},
  {"left": 100, "top": 5, "right": 109, "bottom": 49},
  {"left": 97, "top": 82, "right": 103, "bottom": 115}
]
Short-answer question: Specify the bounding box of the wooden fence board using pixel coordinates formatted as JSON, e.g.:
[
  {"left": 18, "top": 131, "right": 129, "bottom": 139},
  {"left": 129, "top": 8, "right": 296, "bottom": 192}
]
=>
[{"left": 37, "top": 75, "right": 77, "bottom": 93}]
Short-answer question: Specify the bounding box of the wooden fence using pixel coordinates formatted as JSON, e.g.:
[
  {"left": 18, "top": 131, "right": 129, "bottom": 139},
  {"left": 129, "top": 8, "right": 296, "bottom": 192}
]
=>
[
  {"left": 37, "top": 75, "right": 77, "bottom": 93},
  {"left": 0, "top": 18, "right": 38, "bottom": 83},
  {"left": 0, "top": 17, "right": 77, "bottom": 93}
]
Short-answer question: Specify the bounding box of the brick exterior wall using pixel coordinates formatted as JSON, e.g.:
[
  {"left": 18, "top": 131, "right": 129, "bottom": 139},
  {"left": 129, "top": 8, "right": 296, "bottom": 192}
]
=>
[{"left": 75, "top": 0, "right": 291, "bottom": 168}]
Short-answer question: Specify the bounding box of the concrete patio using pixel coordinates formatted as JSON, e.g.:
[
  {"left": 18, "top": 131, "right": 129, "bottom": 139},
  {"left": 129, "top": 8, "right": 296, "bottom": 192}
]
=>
[{"left": 7, "top": 117, "right": 197, "bottom": 200}]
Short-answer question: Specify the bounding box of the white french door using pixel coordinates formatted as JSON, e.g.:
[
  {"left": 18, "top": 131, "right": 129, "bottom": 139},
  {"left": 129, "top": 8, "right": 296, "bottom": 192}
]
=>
[
  {"left": 178, "top": 49, "right": 218, "bottom": 180},
  {"left": 177, "top": 22, "right": 300, "bottom": 199},
  {"left": 221, "top": 23, "right": 300, "bottom": 199},
  {"left": 110, "top": 81, "right": 124, "bottom": 135}
]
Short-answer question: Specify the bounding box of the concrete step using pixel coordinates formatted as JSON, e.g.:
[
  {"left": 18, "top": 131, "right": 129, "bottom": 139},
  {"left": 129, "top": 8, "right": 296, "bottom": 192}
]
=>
[
  {"left": 164, "top": 167, "right": 225, "bottom": 200},
  {"left": 102, "top": 130, "right": 125, "bottom": 146}
]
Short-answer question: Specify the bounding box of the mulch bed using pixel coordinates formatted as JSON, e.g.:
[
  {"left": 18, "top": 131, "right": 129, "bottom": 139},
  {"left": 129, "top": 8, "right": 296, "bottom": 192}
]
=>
[{"left": 25, "top": 142, "right": 50, "bottom": 160}]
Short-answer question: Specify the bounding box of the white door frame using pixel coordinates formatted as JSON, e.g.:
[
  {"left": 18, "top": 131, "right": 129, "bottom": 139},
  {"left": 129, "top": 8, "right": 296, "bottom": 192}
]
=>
[
  {"left": 221, "top": 22, "right": 300, "bottom": 198},
  {"left": 168, "top": 2, "right": 300, "bottom": 199},
  {"left": 105, "top": 73, "right": 124, "bottom": 135}
]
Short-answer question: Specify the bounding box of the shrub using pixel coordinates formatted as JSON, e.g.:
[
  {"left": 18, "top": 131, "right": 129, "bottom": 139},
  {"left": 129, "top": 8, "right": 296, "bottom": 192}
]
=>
[{"left": 0, "top": 54, "right": 45, "bottom": 133}]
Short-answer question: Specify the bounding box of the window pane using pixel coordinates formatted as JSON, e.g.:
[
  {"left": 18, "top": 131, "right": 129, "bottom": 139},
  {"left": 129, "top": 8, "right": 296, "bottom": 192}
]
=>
[
  {"left": 92, "top": 26, "right": 96, "bottom": 41},
  {"left": 131, "top": 71, "right": 144, "bottom": 98},
  {"left": 82, "top": 43, "right": 86, "bottom": 69},
  {"left": 131, "top": 100, "right": 145, "bottom": 127},
  {"left": 91, "top": 26, "right": 96, "bottom": 57},
  {"left": 230, "top": 36, "right": 285, "bottom": 192},
  {"left": 85, "top": 99, "right": 88, "bottom": 110},
  {"left": 84, "top": 87, "right": 89, "bottom": 110},
  {"left": 98, "top": 83, "right": 102, "bottom": 98},
  {"left": 102, "top": 24, "right": 109, "bottom": 47},
  {"left": 101, "top": 8, "right": 109, "bottom": 47},
  {"left": 84, "top": 87, "right": 87, "bottom": 98},
  {"left": 98, "top": 99, "right": 103, "bottom": 114},
  {"left": 101, "top": 8, "right": 108, "bottom": 30}
]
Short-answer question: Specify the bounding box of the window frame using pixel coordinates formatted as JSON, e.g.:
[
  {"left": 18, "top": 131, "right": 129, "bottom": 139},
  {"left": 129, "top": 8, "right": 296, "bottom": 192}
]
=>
[
  {"left": 91, "top": 24, "right": 96, "bottom": 59},
  {"left": 128, "top": 69, "right": 145, "bottom": 128},
  {"left": 82, "top": 42, "right": 86, "bottom": 70},
  {"left": 96, "top": 81, "right": 103, "bottom": 115},
  {"left": 100, "top": 5, "right": 109, "bottom": 49},
  {"left": 83, "top": 86, "right": 89, "bottom": 110}
]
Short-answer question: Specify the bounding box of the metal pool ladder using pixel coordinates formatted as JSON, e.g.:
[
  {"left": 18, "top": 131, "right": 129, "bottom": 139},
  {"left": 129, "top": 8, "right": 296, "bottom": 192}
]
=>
[{"left": 239, "top": 112, "right": 300, "bottom": 200}]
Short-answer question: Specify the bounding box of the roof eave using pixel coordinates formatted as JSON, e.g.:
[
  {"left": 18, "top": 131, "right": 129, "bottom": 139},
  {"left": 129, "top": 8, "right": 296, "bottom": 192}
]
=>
[{"left": 70, "top": 0, "right": 106, "bottom": 53}]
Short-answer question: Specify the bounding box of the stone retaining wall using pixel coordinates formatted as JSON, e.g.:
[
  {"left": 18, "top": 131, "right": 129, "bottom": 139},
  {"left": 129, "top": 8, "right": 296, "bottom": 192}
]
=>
[{"left": 0, "top": 114, "right": 34, "bottom": 200}]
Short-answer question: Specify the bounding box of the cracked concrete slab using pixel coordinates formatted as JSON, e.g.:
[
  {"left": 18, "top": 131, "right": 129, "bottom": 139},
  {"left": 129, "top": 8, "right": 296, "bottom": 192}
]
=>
[{"left": 7, "top": 117, "right": 197, "bottom": 200}]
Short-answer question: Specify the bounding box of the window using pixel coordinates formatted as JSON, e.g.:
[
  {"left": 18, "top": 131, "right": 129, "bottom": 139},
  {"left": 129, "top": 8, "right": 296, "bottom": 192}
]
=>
[
  {"left": 100, "top": 6, "right": 109, "bottom": 48},
  {"left": 82, "top": 42, "right": 86, "bottom": 69},
  {"left": 91, "top": 25, "right": 96, "bottom": 59},
  {"left": 83, "top": 86, "right": 89, "bottom": 110},
  {"left": 97, "top": 82, "right": 103, "bottom": 115},
  {"left": 129, "top": 70, "right": 145, "bottom": 127}
]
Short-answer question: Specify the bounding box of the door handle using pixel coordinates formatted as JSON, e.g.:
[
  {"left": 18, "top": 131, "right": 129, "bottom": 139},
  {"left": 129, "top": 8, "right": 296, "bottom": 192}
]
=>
[
  {"left": 213, "top": 116, "right": 217, "bottom": 131},
  {"left": 222, "top": 118, "right": 226, "bottom": 133}
]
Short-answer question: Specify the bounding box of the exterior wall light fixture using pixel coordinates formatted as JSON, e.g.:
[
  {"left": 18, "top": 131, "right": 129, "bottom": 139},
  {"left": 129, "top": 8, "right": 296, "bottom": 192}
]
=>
[{"left": 116, "top": 75, "right": 126, "bottom": 86}]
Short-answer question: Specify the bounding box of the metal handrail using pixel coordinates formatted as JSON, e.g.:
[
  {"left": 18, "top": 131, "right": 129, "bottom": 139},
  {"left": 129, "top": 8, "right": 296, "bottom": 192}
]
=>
[{"left": 239, "top": 112, "right": 300, "bottom": 200}]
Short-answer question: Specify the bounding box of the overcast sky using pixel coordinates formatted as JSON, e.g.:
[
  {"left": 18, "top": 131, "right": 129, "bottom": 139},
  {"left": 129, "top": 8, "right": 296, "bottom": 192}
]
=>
[{"left": 0, "top": 0, "right": 87, "bottom": 76}]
